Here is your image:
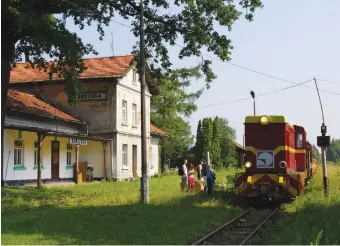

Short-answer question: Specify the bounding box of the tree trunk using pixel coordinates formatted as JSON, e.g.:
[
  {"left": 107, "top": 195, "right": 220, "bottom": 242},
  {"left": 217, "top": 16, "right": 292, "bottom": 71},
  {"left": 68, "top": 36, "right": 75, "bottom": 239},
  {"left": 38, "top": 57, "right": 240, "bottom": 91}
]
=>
[
  {"left": 160, "top": 139, "right": 166, "bottom": 174},
  {"left": 2, "top": 0, "right": 18, "bottom": 186},
  {"left": 1, "top": 45, "right": 13, "bottom": 187}
]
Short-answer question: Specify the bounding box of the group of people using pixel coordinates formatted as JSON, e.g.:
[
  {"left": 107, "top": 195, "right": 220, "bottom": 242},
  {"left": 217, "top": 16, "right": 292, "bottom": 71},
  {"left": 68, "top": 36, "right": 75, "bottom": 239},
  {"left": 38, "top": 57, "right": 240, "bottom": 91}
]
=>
[{"left": 179, "top": 159, "right": 216, "bottom": 194}]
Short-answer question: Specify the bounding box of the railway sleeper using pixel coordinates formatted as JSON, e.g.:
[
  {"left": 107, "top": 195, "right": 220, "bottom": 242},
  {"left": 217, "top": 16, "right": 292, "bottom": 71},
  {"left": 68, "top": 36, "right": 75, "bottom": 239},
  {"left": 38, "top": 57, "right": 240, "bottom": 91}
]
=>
[
  {"left": 235, "top": 223, "right": 259, "bottom": 227},
  {"left": 229, "top": 227, "right": 255, "bottom": 232}
]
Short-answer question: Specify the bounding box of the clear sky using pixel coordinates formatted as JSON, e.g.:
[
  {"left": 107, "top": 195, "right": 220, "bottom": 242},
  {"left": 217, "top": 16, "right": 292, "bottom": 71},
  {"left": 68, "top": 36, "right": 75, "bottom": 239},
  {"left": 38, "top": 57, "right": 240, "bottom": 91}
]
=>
[{"left": 66, "top": 0, "right": 340, "bottom": 147}]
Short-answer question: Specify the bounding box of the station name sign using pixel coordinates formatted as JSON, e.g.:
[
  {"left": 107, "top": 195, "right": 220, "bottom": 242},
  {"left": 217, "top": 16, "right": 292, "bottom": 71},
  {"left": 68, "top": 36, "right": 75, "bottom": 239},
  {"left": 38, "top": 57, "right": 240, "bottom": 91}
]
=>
[
  {"left": 69, "top": 137, "right": 88, "bottom": 145},
  {"left": 80, "top": 91, "right": 107, "bottom": 101}
]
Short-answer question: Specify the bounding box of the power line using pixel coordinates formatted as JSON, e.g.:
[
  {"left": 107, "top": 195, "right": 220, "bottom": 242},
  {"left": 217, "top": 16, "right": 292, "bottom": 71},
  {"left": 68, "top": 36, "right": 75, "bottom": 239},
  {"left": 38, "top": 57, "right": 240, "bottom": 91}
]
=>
[
  {"left": 175, "top": 44, "right": 340, "bottom": 96},
  {"left": 198, "top": 79, "right": 313, "bottom": 109},
  {"left": 60, "top": 0, "right": 340, "bottom": 97},
  {"left": 315, "top": 78, "right": 340, "bottom": 85}
]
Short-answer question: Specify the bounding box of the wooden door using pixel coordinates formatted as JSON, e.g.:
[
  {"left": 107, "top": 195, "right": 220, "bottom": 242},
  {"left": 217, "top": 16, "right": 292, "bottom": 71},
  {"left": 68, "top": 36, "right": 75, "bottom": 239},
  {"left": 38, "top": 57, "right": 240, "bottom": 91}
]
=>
[
  {"left": 51, "top": 141, "right": 60, "bottom": 179},
  {"left": 132, "top": 145, "right": 137, "bottom": 178}
]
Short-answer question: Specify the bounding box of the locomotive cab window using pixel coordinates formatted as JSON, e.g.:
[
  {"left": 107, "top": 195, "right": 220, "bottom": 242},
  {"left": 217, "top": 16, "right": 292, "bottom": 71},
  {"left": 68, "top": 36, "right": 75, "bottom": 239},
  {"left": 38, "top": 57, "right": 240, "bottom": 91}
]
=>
[{"left": 296, "top": 133, "right": 303, "bottom": 148}]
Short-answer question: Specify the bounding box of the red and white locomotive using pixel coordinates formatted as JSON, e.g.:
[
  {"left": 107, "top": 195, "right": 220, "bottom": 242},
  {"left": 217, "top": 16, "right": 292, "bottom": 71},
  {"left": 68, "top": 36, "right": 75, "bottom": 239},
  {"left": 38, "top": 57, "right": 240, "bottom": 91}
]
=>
[{"left": 234, "top": 115, "right": 317, "bottom": 199}]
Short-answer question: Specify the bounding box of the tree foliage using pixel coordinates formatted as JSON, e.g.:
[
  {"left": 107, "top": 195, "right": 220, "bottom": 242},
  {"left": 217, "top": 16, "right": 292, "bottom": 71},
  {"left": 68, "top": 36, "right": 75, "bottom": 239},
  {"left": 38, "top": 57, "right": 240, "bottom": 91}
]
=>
[
  {"left": 3, "top": 0, "right": 263, "bottom": 102},
  {"left": 193, "top": 120, "right": 204, "bottom": 161},
  {"left": 194, "top": 116, "right": 237, "bottom": 168},
  {"left": 150, "top": 68, "right": 203, "bottom": 172},
  {"left": 201, "top": 118, "right": 213, "bottom": 160},
  {"left": 326, "top": 139, "right": 340, "bottom": 163},
  {"left": 212, "top": 116, "right": 222, "bottom": 168},
  {"left": 219, "top": 118, "right": 237, "bottom": 166},
  {"left": 313, "top": 144, "right": 321, "bottom": 163}
]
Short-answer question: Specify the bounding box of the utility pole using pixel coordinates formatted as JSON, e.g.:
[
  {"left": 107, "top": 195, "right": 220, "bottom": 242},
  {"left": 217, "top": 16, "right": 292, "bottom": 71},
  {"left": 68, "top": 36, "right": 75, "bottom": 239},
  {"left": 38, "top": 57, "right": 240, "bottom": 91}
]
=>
[
  {"left": 250, "top": 90, "right": 256, "bottom": 115},
  {"left": 314, "top": 78, "right": 330, "bottom": 197},
  {"left": 140, "top": 0, "right": 149, "bottom": 204}
]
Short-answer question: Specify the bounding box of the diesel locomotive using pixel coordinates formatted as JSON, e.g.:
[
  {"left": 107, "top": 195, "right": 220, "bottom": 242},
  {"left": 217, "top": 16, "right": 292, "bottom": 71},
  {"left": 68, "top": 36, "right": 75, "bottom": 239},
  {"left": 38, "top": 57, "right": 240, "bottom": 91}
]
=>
[{"left": 234, "top": 115, "right": 317, "bottom": 200}]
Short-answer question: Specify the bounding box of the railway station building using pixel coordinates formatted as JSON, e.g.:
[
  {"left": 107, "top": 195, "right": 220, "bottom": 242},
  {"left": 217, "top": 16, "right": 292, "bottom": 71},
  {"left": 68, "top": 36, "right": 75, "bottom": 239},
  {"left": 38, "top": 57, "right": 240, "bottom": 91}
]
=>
[{"left": 3, "top": 55, "right": 167, "bottom": 185}]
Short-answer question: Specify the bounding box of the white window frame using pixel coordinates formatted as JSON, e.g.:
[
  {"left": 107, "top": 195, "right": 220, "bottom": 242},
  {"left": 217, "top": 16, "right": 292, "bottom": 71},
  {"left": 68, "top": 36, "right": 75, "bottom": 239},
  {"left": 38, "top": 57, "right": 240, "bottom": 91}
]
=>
[
  {"left": 296, "top": 133, "right": 303, "bottom": 148},
  {"left": 122, "top": 100, "right": 128, "bottom": 125},
  {"left": 122, "top": 144, "right": 128, "bottom": 168},
  {"left": 132, "top": 68, "right": 137, "bottom": 84},
  {"left": 14, "top": 139, "right": 24, "bottom": 166},
  {"left": 67, "top": 144, "right": 73, "bottom": 166},
  {"left": 132, "top": 103, "right": 137, "bottom": 127}
]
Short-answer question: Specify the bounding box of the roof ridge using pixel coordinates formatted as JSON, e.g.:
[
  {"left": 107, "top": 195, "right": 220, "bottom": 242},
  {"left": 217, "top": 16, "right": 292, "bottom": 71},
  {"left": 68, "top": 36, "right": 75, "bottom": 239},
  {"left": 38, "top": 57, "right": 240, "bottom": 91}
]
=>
[{"left": 14, "top": 54, "right": 136, "bottom": 65}]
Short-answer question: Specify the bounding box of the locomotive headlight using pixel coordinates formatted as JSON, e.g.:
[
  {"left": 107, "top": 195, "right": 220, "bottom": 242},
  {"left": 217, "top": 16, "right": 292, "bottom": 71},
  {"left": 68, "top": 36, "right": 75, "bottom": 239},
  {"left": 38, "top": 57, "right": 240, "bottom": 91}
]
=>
[
  {"left": 279, "top": 161, "right": 287, "bottom": 168},
  {"left": 245, "top": 161, "right": 252, "bottom": 168},
  {"left": 260, "top": 115, "right": 270, "bottom": 125}
]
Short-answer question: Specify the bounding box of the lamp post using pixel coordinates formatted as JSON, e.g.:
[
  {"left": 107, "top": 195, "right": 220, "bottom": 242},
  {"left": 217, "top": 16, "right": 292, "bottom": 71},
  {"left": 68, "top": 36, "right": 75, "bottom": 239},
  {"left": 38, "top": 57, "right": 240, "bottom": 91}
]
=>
[{"left": 250, "top": 90, "right": 255, "bottom": 116}]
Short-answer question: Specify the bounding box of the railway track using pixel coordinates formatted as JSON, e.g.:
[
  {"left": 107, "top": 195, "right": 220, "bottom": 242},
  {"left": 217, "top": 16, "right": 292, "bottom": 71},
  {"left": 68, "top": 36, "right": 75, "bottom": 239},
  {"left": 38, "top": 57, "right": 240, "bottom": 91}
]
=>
[{"left": 191, "top": 206, "right": 280, "bottom": 245}]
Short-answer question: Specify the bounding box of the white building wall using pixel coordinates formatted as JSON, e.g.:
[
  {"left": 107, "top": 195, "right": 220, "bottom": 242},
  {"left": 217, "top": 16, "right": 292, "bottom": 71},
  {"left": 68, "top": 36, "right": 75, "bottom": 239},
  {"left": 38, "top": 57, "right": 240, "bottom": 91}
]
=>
[
  {"left": 149, "top": 138, "right": 160, "bottom": 176},
  {"left": 116, "top": 67, "right": 151, "bottom": 137},
  {"left": 78, "top": 140, "right": 104, "bottom": 179},
  {"left": 58, "top": 136, "right": 74, "bottom": 179},
  {"left": 116, "top": 133, "right": 141, "bottom": 179},
  {"left": 3, "top": 129, "right": 75, "bottom": 181},
  {"left": 114, "top": 65, "right": 157, "bottom": 180}
]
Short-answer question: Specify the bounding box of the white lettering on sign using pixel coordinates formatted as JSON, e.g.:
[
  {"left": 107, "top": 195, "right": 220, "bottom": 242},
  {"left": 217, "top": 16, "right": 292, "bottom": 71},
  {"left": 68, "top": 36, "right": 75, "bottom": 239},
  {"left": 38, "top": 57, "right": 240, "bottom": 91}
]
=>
[
  {"left": 256, "top": 151, "right": 274, "bottom": 168},
  {"left": 69, "top": 137, "right": 88, "bottom": 145},
  {"left": 79, "top": 92, "right": 106, "bottom": 101}
]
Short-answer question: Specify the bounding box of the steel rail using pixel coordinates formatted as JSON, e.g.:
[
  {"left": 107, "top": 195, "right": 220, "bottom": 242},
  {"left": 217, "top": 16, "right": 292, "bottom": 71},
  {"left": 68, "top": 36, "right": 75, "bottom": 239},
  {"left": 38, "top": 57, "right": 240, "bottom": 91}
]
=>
[
  {"left": 239, "top": 207, "right": 279, "bottom": 245},
  {"left": 191, "top": 208, "right": 252, "bottom": 245}
]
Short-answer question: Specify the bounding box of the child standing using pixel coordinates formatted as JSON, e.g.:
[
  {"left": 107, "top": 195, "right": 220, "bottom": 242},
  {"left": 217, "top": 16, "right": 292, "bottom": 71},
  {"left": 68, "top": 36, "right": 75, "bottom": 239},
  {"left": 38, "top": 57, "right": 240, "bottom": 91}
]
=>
[{"left": 188, "top": 164, "right": 195, "bottom": 192}]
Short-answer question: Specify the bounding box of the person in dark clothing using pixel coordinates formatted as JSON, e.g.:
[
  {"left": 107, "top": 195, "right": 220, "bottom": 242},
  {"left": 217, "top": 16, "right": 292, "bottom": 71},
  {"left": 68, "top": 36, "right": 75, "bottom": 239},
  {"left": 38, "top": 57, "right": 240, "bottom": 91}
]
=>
[{"left": 207, "top": 168, "right": 216, "bottom": 195}]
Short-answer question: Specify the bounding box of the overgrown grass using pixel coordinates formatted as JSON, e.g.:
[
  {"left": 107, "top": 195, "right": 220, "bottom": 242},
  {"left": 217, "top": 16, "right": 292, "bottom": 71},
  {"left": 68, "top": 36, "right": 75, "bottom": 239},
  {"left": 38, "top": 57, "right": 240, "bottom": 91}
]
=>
[
  {"left": 250, "top": 164, "right": 340, "bottom": 245},
  {"left": 1, "top": 168, "right": 242, "bottom": 245}
]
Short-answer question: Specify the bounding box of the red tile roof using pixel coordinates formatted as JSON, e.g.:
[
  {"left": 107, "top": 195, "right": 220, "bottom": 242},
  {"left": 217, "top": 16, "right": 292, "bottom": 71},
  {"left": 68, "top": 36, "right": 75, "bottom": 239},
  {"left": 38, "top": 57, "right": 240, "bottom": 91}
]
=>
[
  {"left": 150, "top": 124, "right": 167, "bottom": 136},
  {"left": 10, "top": 55, "right": 136, "bottom": 83},
  {"left": 7, "top": 89, "right": 83, "bottom": 124}
]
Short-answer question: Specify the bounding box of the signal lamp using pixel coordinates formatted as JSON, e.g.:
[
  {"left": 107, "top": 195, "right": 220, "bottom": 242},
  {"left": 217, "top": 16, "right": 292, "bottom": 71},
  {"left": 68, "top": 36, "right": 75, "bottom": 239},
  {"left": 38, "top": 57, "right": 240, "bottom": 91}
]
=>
[
  {"left": 245, "top": 161, "right": 252, "bottom": 168},
  {"left": 260, "top": 115, "right": 270, "bottom": 125}
]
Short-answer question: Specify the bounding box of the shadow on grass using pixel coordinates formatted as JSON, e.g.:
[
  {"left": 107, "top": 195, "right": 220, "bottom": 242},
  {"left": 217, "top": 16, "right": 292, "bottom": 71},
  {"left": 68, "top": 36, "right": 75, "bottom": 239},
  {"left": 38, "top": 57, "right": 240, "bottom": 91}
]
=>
[
  {"left": 1, "top": 186, "right": 247, "bottom": 245},
  {"left": 249, "top": 203, "right": 340, "bottom": 245}
]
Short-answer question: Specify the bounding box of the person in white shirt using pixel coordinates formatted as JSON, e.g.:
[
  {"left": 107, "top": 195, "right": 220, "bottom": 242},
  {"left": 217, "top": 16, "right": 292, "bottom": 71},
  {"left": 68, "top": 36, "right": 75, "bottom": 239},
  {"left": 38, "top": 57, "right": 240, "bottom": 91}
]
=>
[{"left": 180, "top": 159, "right": 188, "bottom": 192}]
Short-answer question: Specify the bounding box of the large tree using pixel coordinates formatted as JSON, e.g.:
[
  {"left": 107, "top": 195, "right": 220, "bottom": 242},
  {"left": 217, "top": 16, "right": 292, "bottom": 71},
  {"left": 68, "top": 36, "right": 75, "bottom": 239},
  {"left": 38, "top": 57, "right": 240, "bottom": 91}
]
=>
[
  {"left": 150, "top": 68, "right": 202, "bottom": 173},
  {"left": 219, "top": 118, "right": 237, "bottom": 167},
  {"left": 326, "top": 139, "right": 340, "bottom": 163},
  {"left": 313, "top": 144, "right": 321, "bottom": 163},
  {"left": 2, "top": 0, "right": 263, "bottom": 184},
  {"left": 194, "top": 116, "right": 236, "bottom": 168},
  {"left": 211, "top": 116, "right": 222, "bottom": 168},
  {"left": 193, "top": 120, "right": 204, "bottom": 162}
]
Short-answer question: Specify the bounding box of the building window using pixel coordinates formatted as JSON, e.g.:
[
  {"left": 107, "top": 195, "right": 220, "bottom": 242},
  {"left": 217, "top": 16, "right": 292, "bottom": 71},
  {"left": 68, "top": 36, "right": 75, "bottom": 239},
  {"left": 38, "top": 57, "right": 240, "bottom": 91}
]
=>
[
  {"left": 132, "top": 68, "right": 137, "bottom": 83},
  {"left": 296, "top": 133, "right": 303, "bottom": 148},
  {"left": 67, "top": 144, "right": 73, "bottom": 166},
  {"left": 14, "top": 140, "right": 24, "bottom": 166},
  {"left": 34, "top": 141, "right": 40, "bottom": 166},
  {"left": 122, "top": 100, "right": 127, "bottom": 124},
  {"left": 122, "top": 144, "right": 128, "bottom": 167},
  {"left": 132, "top": 103, "right": 137, "bottom": 126}
]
